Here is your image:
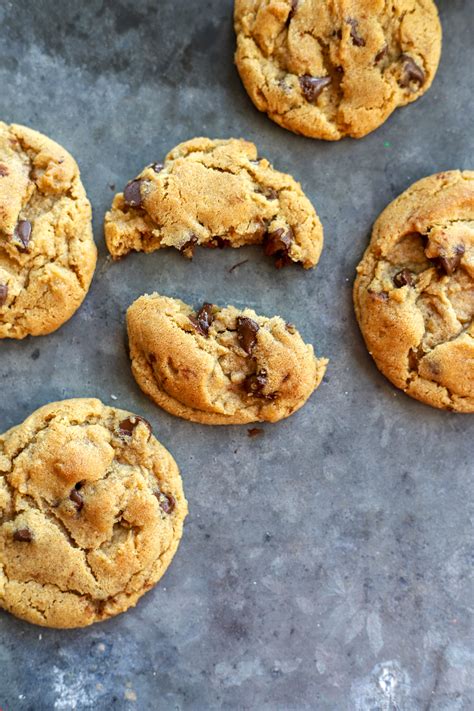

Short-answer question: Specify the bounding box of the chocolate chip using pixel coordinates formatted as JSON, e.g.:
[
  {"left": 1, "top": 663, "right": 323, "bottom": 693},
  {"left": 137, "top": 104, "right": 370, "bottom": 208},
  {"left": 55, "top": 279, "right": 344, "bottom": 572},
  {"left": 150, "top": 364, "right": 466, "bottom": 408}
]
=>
[
  {"left": 347, "top": 18, "right": 365, "bottom": 46},
  {"left": 13, "top": 528, "right": 33, "bottom": 542},
  {"left": 299, "top": 75, "right": 332, "bottom": 103},
  {"left": 14, "top": 220, "right": 32, "bottom": 249},
  {"left": 151, "top": 163, "right": 163, "bottom": 173},
  {"left": 393, "top": 269, "right": 414, "bottom": 287},
  {"left": 243, "top": 370, "right": 268, "bottom": 396},
  {"left": 435, "top": 246, "right": 465, "bottom": 276},
  {"left": 118, "top": 416, "right": 152, "bottom": 437},
  {"left": 375, "top": 45, "right": 388, "bottom": 63},
  {"left": 0, "top": 164, "right": 9, "bottom": 176},
  {"left": 263, "top": 227, "right": 294, "bottom": 268},
  {"left": 123, "top": 179, "right": 143, "bottom": 207},
  {"left": 247, "top": 427, "right": 263, "bottom": 438},
  {"left": 255, "top": 186, "right": 278, "bottom": 200},
  {"left": 156, "top": 491, "right": 175, "bottom": 514},
  {"left": 369, "top": 291, "right": 389, "bottom": 302},
  {"left": 0, "top": 284, "right": 7, "bottom": 307},
  {"left": 288, "top": 0, "right": 298, "bottom": 20},
  {"left": 69, "top": 489, "right": 84, "bottom": 511},
  {"left": 180, "top": 234, "right": 198, "bottom": 259},
  {"left": 400, "top": 55, "right": 425, "bottom": 87},
  {"left": 236, "top": 317, "right": 259, "bottom": 355},
  {"left": 204, "top": 236, "right": 231, "bottom": 249},
  {"left": 189, "top": 302, "right": 214, "bottom": 337}
]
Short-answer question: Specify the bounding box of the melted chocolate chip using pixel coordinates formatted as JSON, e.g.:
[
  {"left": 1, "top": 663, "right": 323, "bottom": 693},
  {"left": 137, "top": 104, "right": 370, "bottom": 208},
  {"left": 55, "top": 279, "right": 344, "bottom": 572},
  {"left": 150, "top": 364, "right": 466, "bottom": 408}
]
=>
[
  {"left": 299, "top": 75, "right": 332, "bottom": 103},
  {"left": 69, "top": 489, "right": 84, "bottom": 511},
  {"left": 189, "top": 303, "right": 215, "bottom": 337},
  {"left": 123, "top": 179, "right": 143, "bottom": 207},
  {"left": 14, "top": 220, "right": 32, "bottom": 249},
  {"left": 243, "top": 370, "right": 268, "bottom": 396},
  {"left": 151, "top": 163, "right": 164, "bottom": 173},
  {"left": 236, "top": 317, "right": 259, "bottom": 355},
  {"left": 180, "top": 234, "right": 198, "bottom": 259},
  {"left": 375, "top": 45, "right": 388, "bottom": 63},
  {"left": 435, "top": 246, "right": 465, "bottom": 276},
  {"left": 263, "top": 227, "right": 294, "bottom": 268},
  {"left": 156, "top": 491, "right": 175, "bottom": 514},
  {"left": 400, "top": 55, "right": 425, "bottom": 87},
  {"left": 0, "top": 284, "right": 7, "bottom": 307},
  {"left": 0, "top": 164, "right": 9, "bottom": 176},
  {"left": 347, "top": 18, "right": 365, "bottom": 46},
  {"left": 13, "top": 528, "right": 33, "bottom": 542},
  {"left": 393, "top": 269, "right": 414, "bottom": 288},
  {"left": 118, "top": 416, "right": 152, "bottom": 437}
]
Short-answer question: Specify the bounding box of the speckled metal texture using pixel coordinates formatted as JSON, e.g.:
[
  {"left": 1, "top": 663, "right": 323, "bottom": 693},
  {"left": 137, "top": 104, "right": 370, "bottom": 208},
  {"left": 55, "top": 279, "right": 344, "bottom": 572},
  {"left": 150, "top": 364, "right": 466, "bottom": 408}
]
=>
[{"left": 0, "top": 1, "right": 472, "bottom": 709}]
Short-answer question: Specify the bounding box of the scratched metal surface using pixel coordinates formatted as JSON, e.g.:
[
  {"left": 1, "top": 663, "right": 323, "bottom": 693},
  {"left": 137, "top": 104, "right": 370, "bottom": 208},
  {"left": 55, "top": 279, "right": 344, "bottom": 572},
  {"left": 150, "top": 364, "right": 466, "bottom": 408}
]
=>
[{"left": 0, "top": 1, "right": 472, "bottom": 709}]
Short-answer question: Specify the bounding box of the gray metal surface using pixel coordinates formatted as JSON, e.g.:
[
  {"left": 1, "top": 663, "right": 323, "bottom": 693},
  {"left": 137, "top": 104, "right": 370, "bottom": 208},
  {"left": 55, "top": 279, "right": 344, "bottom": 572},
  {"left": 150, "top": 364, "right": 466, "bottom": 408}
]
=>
[{"left": 0, "top": 1, "right": 472, "bottom": 709}]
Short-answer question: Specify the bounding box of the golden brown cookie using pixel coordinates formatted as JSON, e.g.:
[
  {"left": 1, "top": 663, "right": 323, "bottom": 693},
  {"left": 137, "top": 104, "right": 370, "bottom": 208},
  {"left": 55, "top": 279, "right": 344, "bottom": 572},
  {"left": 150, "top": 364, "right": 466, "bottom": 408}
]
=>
[
  {"left": 0, "top": 123, "right": 96, "bottom": 338},
  {"left": 127, "top": 293, "right": 328, "bottom": 424},
  {"left": 104, "top": 137, "right": 323, "bottom": 268},
  {"left": 234, "top": 0, "right": 442, "bottom": 140},
  {"left": 0, "top": 398, "right": 187, "bottom": 628},
  {"left": 354, "top": 171, "right": 474, "bottom": 412}
]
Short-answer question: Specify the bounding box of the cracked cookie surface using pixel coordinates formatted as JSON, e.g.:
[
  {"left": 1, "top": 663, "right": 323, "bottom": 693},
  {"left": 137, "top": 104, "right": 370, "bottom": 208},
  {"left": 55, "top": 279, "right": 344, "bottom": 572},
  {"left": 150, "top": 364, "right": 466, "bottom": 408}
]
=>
[
  {"left": 354, "top": 171, "right": 474, "bottom": 412},
  {"left": 104, "top": 137, "right": 323, "bottom": 268},
  {"left": 127, "top": 293, "right": 328, "bottom": 425},
  {"left": 0, "top": 123, "right": 96, "bottom": 338},
  {"left": 234, "top": 0, "right": 441, "bottom": 140},
  {"left": 0, "top": 398, "right": 187, "bottom": 628}
]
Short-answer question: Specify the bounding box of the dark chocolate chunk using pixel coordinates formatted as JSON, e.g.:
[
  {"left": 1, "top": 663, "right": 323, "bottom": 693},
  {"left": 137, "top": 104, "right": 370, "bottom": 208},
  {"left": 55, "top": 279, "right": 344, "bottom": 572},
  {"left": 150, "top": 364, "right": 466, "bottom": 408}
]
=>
[
  {"left": 347, "top": 18, "right": 365, "bottom": 46},
  {"left": 118, "top": 415, "right": 152, "bottom": 437},
  {"left": 0, "top": 284, "right": 7, "bottom": 307},
  {"left": 69, "top": 489, "right": 84, "bottom": 511},
  {"left": 0, "top": 164, "right": 9, "bottom": 176},
  {"left": 435, "top": 246, "right": 465, "bottom": 276},
  {"left": 299, "top": 75, "right": 332, "bottom": 103},
  {"left": 393, "top": 269, "right": 414, "bottom": 287},
  {"left": 263, "top": 227, "right": 294, "bottom": 268},
  {"left": 14, "top": 220, "right": 32, "bottom": 249},
  {"left": 400, "top": 55, "right": 425, "bottom": 87},
  {"left": 13, "top": 528, "right": 33, "bottom": 542},
  {"left": 123, "top": 179, "right": 143, "bottom": 207},
  {"left": 243, "top": 370, "right": 268, "bottom": 396},
  {"left": 236, "top": 317, "right": 259, "bottom": 355},
  {"left": 151, "top": 163, "right": 164, "bottom": 173},
  {"left": 189, "top": 302, "right": 215, "bottom": 337},
  {"left": 180, "top": 234, "right": 198, "bottom": 259},
  {"left": 375, "top": 45, "right": 388, "bottom": 63}
]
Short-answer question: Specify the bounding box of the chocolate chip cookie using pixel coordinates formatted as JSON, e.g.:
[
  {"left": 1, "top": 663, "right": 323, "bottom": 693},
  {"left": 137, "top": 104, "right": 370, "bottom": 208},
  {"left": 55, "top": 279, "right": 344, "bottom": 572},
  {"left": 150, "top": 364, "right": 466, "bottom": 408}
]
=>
[
  {"left": 127, "top": 293, "right": 328, "bottom": 424},
  {"left": 0, "top": 398, "right": 187, "bottom": 628},
  {"left": 234, "top": 0, "right": 442, "bottom": 140},
  {"left": 0, "top": 123, "right": 96, "bottom": 338},
  {"left": 104, "top": 137, "right": 323, "bottom": 268},
  {"left": 354, "top": 171, "right": 474, "bottom": 412}
]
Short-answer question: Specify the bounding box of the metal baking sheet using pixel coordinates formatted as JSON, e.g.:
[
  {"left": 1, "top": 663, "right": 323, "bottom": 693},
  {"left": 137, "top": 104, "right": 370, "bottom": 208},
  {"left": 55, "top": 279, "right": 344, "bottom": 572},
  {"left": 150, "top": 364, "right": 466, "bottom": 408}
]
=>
[{"left": 0, "top": 1, "right": 472, "bottom": 709}]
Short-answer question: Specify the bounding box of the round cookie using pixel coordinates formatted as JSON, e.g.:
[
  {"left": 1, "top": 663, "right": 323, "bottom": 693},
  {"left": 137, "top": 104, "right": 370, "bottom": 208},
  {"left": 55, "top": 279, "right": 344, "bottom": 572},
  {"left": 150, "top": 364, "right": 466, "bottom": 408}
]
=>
[
  {"left": 0, "top": 398, "right": 187, "bottom": 628},
  {"left": 234, "top": 0, "right": 442, "bottom": 140},
  {"left": 104, "top": 137, "right": 323, "bottom": 268},
  {"left": 0, "top": 123, "right": 96, "bottom": 338},
  {"left": 127, "top": 293, "right": 328, "bottom": 424},
  {"left": 354, "top": 171, "right": 474, "bottom": 412}
]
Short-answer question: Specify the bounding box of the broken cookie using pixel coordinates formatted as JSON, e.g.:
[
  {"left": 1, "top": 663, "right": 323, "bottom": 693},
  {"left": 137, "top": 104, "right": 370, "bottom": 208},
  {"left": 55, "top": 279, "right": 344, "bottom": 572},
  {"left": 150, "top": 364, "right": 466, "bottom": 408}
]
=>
[
  {"left": 127, "top": 293, "right": 328, "bottom": 424},
  {"left": 354, "top": 170, "right": 474, "bottom": 412},
  {"left": 104, "top": 137, "right": 323, "bottom": 268}
]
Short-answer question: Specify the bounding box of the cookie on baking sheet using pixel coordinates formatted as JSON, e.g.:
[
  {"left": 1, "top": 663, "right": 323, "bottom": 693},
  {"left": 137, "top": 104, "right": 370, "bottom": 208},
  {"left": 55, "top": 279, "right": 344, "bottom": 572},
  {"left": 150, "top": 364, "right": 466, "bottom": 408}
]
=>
[
  {"left": 354, "top": 170, "right": 474, "bottom": 412},
  {"left": 104, "top": 137, "right": 323, "bottom": 268},
  {"left": 0, "top": 123, "right": 96, "bottom": 338},
  {"left": 127, "top": 293, "right": 328, "bottom": 425},
  {"left": 234, "top": 0, "right": 442, "bottom": 140},
  {"left": 0, "top": 398, "right": 187, "bottom": 628}
]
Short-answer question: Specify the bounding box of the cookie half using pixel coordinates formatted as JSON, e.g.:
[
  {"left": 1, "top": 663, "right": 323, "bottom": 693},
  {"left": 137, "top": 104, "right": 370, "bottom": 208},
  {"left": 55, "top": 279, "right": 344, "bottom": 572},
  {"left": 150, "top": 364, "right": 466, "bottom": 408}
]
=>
[
  {"left": 0, "top": 398, "right": 187, "bottom": 628},
  {"left": 104, "top": 137, "right": 323, "bottom": 268},
  {"left": 0, "top": 123, "right": 96, "bottom": 338},
  {"left": 354, "top": 171, "right": 474, "bottom": 412},
  {"left": 127, "top": 293, "right": 328, "bottom": 424},
  {"left": 234, "top": 0, "right": 442, "bottom": 140}
]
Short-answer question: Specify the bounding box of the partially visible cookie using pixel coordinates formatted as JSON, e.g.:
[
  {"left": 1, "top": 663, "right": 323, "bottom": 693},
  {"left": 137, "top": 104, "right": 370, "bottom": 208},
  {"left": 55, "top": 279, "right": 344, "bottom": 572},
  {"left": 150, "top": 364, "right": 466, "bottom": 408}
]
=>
[
  {"left": 127, "top": 293, "right": 328, "bottom": 424},
  {"left": 0, "top": 398, "right": 187, "bottom": 628},
  {"left": 0, "top": 123, "right": 96, "bottom": 338},
  {"left": 354, "top": 170, "right": 474, "bottom": 412},
  {"left": 104, "top": 137, "right": 323, "bottom": 268},
  {"left": 234, "top": 0, "right": 442, "bottom": 140}
]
